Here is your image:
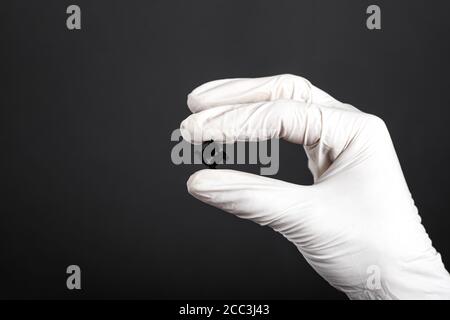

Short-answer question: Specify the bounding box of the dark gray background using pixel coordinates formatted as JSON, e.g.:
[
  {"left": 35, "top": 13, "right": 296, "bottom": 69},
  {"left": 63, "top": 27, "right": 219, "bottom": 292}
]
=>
[{"left": 1, "top": 0, "right": 450, "bottom": 299}]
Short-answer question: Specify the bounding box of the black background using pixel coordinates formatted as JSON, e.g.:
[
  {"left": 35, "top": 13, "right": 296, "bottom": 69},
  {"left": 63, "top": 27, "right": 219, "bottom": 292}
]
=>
[{"left": 1, "top": 0, "right": 450, "bottom": 299}]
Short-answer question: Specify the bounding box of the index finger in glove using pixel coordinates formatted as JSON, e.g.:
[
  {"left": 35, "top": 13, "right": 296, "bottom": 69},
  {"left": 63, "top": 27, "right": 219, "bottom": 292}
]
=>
[{"left": 187, "top": 74, "right": 358, "bottom": 113}]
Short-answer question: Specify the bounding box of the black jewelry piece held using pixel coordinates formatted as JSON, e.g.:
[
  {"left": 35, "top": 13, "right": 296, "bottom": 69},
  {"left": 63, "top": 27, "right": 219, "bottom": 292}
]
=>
[{"left": 202, "top": 140, "right": 226, "bottom": 169}]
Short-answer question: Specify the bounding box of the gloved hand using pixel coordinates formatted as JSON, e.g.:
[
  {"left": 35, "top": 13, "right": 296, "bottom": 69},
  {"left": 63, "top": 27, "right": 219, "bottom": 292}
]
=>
[{"left": 180, "top": 74, "right": 450, "bottom": 300}]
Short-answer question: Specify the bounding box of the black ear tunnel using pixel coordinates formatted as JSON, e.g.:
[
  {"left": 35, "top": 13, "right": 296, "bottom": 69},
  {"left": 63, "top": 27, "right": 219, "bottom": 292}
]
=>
[{"left": 202, "top": 140, "right": 227, "bottom": 169}]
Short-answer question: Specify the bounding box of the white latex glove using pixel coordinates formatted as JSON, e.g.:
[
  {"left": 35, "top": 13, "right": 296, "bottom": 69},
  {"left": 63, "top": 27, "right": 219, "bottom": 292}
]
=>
[{"left": 180, "top": 74, "right": 450, "bottom": 300}]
